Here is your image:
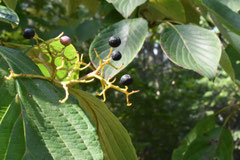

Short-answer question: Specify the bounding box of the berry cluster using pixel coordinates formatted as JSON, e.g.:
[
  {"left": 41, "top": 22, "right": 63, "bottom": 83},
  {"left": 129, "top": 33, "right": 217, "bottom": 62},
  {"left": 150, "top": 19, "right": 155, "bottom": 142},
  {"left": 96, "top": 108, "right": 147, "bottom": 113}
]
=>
[
  {"left": 5, "top": 30, "right": 138, "bottom": 106},
  {"left": 109, "top": 36, "right": 122, "bottom": 61},
  {"left": 108, "top": 36, "right": 133, "bottom": 86}
]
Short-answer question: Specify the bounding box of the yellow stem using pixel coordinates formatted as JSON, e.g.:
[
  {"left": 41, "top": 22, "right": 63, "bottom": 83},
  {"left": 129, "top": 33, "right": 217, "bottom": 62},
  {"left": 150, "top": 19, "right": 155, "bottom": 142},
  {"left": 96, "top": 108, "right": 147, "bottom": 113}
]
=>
[{"left": 107, "top": 47, "right": 113, "bottom": 59}]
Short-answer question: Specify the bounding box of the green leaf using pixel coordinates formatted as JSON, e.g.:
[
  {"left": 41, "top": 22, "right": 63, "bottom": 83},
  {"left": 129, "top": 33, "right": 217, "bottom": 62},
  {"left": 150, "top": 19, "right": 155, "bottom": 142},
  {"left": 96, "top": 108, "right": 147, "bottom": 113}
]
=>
[
  {"left": 199, "top": 0, "right": 240, "bottom": 52},
  {"left": 199, "top": 0, "right": 240, "bottom": 35},
  {"left": 0, "top": 98, "right": 25, "bottom": 160},
  {"left": 1, "top": 42, "right": 31, "bottom": 49},
  {"left": 79, "top": 0, "right": 100, "bottom": 15},
  {"left": 211, "top": 14, "right": 240, "bottom": 52},
  {"left": 76, "top": 20, "right": 102, "bottom": 42},
  {"left": 173, "top": 116, "right": 234, "bottom": 160},
  {"left": 51, "top": 40, "right": 79, "bottom": 80},
  {"left": 61, "top": 0, "right": 100, "bottom": 16},
  {"left": 0, "top": 55, "right": 25, "bottom": 160},
  {"left": 0, "top": 57, "right": 16, "bottom": 122},
  {"left": 107, "top": 0, "right": 147, "bottom": 18},
  {"left": 0, "top": 106, "right": 7, "bottom": 121},
  {"left": 89, "top": 18, "right": 148, "bottom": 79},
  {"left": 183, "top": 116, "right": 216, "bottom": 145},
  {"left": 61, "top": 0, "right": 80, "bottom": 16},
  {"left": 0, "top": 46, "right": 103, "bottom": 160},
  {"left": 70, "top": 88, "right": 138, "bottom": 160},
  {"left": 160, "top": 24, "right": 222, "bottom": 78},
  {"left": 0, "top": 5, "right": 19, "bottom": 26},
  {"left": 26, "top": 39, "right": 79, "bottom": 81},
  {"left": 172, "top": 116, "right": 216, "bottom": 160},
  {"left": 182, "top": 127, "right": 233, "bottom": 160},
  {"left": 139, "top": 2, "right": 166, "bottom": 25},
  {"left": 3, "top": 0, "right": 18, "bottom": 10},
  {"left": 180, "top": 0, "right": 200, "bottom": 24},
  {"left": 224, "top": 45, "right": 240, "bottom": 85},
  {"left": 218, "top": 0, "right": 240, "bottom": 12},
  {"left": 149, "top": 0, "right": 186, "bottom": 23},
  {"left": 220, "top": 50, "right": 235, "bottom": 80}
]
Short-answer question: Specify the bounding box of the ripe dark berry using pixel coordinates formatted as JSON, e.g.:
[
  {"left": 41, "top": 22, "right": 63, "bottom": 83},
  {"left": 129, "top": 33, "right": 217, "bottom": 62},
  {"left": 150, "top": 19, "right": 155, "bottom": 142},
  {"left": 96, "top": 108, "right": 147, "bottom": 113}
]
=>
[
  {"left": 120, "top": 74, "right": 133, "bottom": 86},
  {"left": 23, "top": 28, "right": 35, "bottom": 39},
  {"left": 108, "top": 36, "right": 121, "bottom": 48},
  {"left": 111, "top": 50, "right": 122, "bottom": 61},
  {"left": 60, "top": 36, "right": 71, "bottom": 46}
]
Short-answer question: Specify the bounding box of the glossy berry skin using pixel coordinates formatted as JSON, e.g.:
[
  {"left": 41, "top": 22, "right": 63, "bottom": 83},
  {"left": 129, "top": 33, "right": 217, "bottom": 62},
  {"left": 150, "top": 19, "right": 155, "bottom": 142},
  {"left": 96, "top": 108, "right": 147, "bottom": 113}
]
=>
[
  {"left": 108, "top": 36, "right": 121, "bottom": 48},
  {"left": 120, "top": 74, "right": 133, "bottom": 86},
  {"left": 60, "top": 36, "right": 71, "bottom": 46},
  {"left": 111, "top": 50, "right": 122, "bottom": 61},
  {"left": 23, "top": 28, "right": 35, "bottom": 39}
]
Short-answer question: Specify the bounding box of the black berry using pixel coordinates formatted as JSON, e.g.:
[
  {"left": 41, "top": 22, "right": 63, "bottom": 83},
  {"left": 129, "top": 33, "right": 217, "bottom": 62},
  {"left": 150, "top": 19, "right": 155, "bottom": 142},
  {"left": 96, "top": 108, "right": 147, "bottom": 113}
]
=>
[
  {"left": 108, "top": 36, "right": 121, "bottom": 48},
  {"left": 111, "top": 50, "right": 122, "bottom": 61},
  {"left": 120, "top": 74, "right": 133, "bottom": 86},
  {"left": 60, "top": 36, "right": 71, "bottom": 46},
  {"left": 23, "top": 28, "right": 35, "bottom": 39}
]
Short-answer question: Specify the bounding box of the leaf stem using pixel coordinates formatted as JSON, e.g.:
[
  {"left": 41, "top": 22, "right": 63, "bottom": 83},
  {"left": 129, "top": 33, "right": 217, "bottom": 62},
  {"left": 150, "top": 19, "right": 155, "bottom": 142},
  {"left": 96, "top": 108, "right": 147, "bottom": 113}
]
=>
[{"left": 5, "top": 33, "right": 139, "bottom": 106}]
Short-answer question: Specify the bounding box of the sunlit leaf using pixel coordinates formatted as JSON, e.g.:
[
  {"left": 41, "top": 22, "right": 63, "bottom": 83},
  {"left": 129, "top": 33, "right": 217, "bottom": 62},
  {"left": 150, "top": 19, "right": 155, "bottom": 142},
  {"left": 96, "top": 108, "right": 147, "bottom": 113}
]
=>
[
  {"left": 89, "top": 18, "right": 148, "bottom": 79},
  {"left": 182, "top": 127, "right": 233, "bottom": 160},
  {"left": 0, "top": 5, "right": 19, "bottom": 26},
  {"left": 172, "top": 116, "right": 216, "bottom": 160},
  {"left": 71, "top": 88, "right": 138, "bottom": 160},
  {"left": 26, "top": 39, "right": 79, "bottom": 81},
  {"left": 0, "top": 46, "right": 103, "bottom": 160},
  {"left": 198, "top": 0, "right": 240, "bottom": 35},
  {"left": 211, "top": 14, "right": 240, "bottom": 52},
  {"left": 160, "top": 24, "right": 221, "bottom": 78},
  {"left": 218, "top": 0, "right": 240, "bottom": 13}
]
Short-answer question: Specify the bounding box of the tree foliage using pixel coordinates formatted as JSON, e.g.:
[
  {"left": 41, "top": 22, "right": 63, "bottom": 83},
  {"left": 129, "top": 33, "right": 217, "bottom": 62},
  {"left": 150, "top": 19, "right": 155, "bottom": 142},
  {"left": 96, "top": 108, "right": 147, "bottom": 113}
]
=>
[{"left": 0, "top": 0, "right": 240, "bottom": 159}]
